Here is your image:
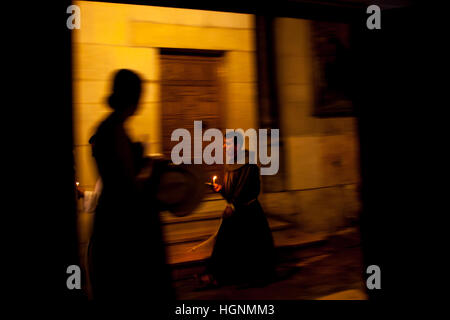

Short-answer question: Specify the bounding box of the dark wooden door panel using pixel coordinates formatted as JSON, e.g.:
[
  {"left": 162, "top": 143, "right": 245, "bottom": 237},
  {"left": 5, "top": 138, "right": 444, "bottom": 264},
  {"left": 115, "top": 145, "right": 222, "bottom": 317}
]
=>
[{"left": 161, "top": 53, "right": 224, "bottom": 183}]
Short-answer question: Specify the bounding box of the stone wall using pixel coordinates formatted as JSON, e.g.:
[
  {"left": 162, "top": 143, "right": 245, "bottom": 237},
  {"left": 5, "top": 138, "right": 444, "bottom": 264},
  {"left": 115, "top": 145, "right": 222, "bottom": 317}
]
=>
[{"left": 263, "top": 18, "right": 361, "bottom": 233}]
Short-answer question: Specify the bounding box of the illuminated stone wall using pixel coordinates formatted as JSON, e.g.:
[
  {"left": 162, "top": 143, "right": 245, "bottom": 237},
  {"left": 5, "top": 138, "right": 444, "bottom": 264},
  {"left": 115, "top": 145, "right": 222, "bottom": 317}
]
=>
[{"left": 274, "top": 18, "right": 361, "bottom": 232}]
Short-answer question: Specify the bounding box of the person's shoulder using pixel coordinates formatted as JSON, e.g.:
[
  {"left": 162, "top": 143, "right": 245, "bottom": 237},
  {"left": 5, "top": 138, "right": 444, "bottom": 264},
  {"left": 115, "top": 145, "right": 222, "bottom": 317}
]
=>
[
  {"left": 243, "top": 163, "right": 259, "bottom": 172},
  {"left": 96, "top": 115, "right": 114, "bottom": 131},
  {"left": 94, "top": 115, "right": 119, "bottom": 138}
]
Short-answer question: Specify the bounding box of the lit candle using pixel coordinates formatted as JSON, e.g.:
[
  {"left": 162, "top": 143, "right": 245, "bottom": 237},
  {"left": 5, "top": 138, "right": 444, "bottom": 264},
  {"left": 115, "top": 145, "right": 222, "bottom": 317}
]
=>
[
  {"left": 212, "top": 176, "right": 217, "bottom": 184},
  {"left": 76, "top": 181, "right": 80, "bottom": 187}
]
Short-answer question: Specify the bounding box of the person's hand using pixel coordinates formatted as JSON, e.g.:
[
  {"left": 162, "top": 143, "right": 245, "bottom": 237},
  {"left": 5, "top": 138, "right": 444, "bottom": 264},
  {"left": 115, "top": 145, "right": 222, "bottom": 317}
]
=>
[
  {"left": 213, "top": 183, "right": 222, "bottom": 193},
  {"left": 223, "top": 205, "right": 233, "bottom": 218}
]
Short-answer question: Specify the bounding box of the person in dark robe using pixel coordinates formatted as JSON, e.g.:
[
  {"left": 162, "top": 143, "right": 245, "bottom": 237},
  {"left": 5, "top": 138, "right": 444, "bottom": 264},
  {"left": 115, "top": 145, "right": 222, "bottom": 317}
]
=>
[
  {"left": 201, "top": 134, "right": 276, "bottom": 287},
  {"left": 89, "top": 69, "right": 174, "bottom": 308}
]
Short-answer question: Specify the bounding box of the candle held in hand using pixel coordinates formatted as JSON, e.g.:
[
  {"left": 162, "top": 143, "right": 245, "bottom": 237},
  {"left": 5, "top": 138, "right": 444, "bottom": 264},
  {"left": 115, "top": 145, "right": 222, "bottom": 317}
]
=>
[{"left": 213, "top": 176, "right": 217, "bottom": 184}]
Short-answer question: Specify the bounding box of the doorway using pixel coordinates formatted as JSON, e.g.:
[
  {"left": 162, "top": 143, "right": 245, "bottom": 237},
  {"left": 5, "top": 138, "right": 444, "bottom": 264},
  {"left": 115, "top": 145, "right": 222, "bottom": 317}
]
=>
[{"left": 160, "top": 49, "right": 225, "bottom": 181}]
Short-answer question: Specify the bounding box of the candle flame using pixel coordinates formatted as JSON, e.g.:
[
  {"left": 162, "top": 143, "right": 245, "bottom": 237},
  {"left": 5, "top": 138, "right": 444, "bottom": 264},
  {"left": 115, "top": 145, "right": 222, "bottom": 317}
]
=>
[
  {"left": 76, "top": 182, "right": 80, "bottom": 186},
  {"left": 213, "top": 176, "right": 217, "bottom": 183}
]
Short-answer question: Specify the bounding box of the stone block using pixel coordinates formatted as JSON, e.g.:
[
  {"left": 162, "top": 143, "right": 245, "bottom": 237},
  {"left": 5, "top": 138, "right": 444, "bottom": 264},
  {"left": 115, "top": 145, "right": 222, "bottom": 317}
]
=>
[
  {"left": 131, "top": 22, "right": 254, "bottom": 51},
  {"left": 285, "top": 136, "right": 322, "bottom": 190},
  {"left": 226, "top": 51, "right": 256, "bottom": 83},
  {"left": 73, "top": 1, "right": 128, "bottom": 45},
  {"left": 274, "top": 18, "right": 311, "bottom": 57},
  {"left": 73, "top": 44, "right": 159, "bottom": 81},
  {"left": 293, "top": 187, "right": 345, "bottom": 233}
]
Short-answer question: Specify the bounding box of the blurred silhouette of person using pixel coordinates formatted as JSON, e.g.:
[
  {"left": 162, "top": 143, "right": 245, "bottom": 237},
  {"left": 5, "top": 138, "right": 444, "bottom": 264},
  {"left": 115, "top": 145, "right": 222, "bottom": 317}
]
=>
[
  {"left": 89, "top": 69, "right": 174, "bottom": 308},
  {"left": 199, "top": 133, "right": 275, "bottom": 287}
]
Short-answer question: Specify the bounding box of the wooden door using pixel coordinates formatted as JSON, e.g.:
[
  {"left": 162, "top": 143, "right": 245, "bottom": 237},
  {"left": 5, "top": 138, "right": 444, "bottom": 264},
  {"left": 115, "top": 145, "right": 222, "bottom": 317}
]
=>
[{"left": 160, "top": 52, "right": 224, "bottom": 184}]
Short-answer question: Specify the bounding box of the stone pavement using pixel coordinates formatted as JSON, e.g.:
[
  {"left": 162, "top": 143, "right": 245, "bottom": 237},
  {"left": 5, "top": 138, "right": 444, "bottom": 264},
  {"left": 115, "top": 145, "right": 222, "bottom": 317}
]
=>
[{"left": 172, "top": 227, "right": 367, "bottom": 300}]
